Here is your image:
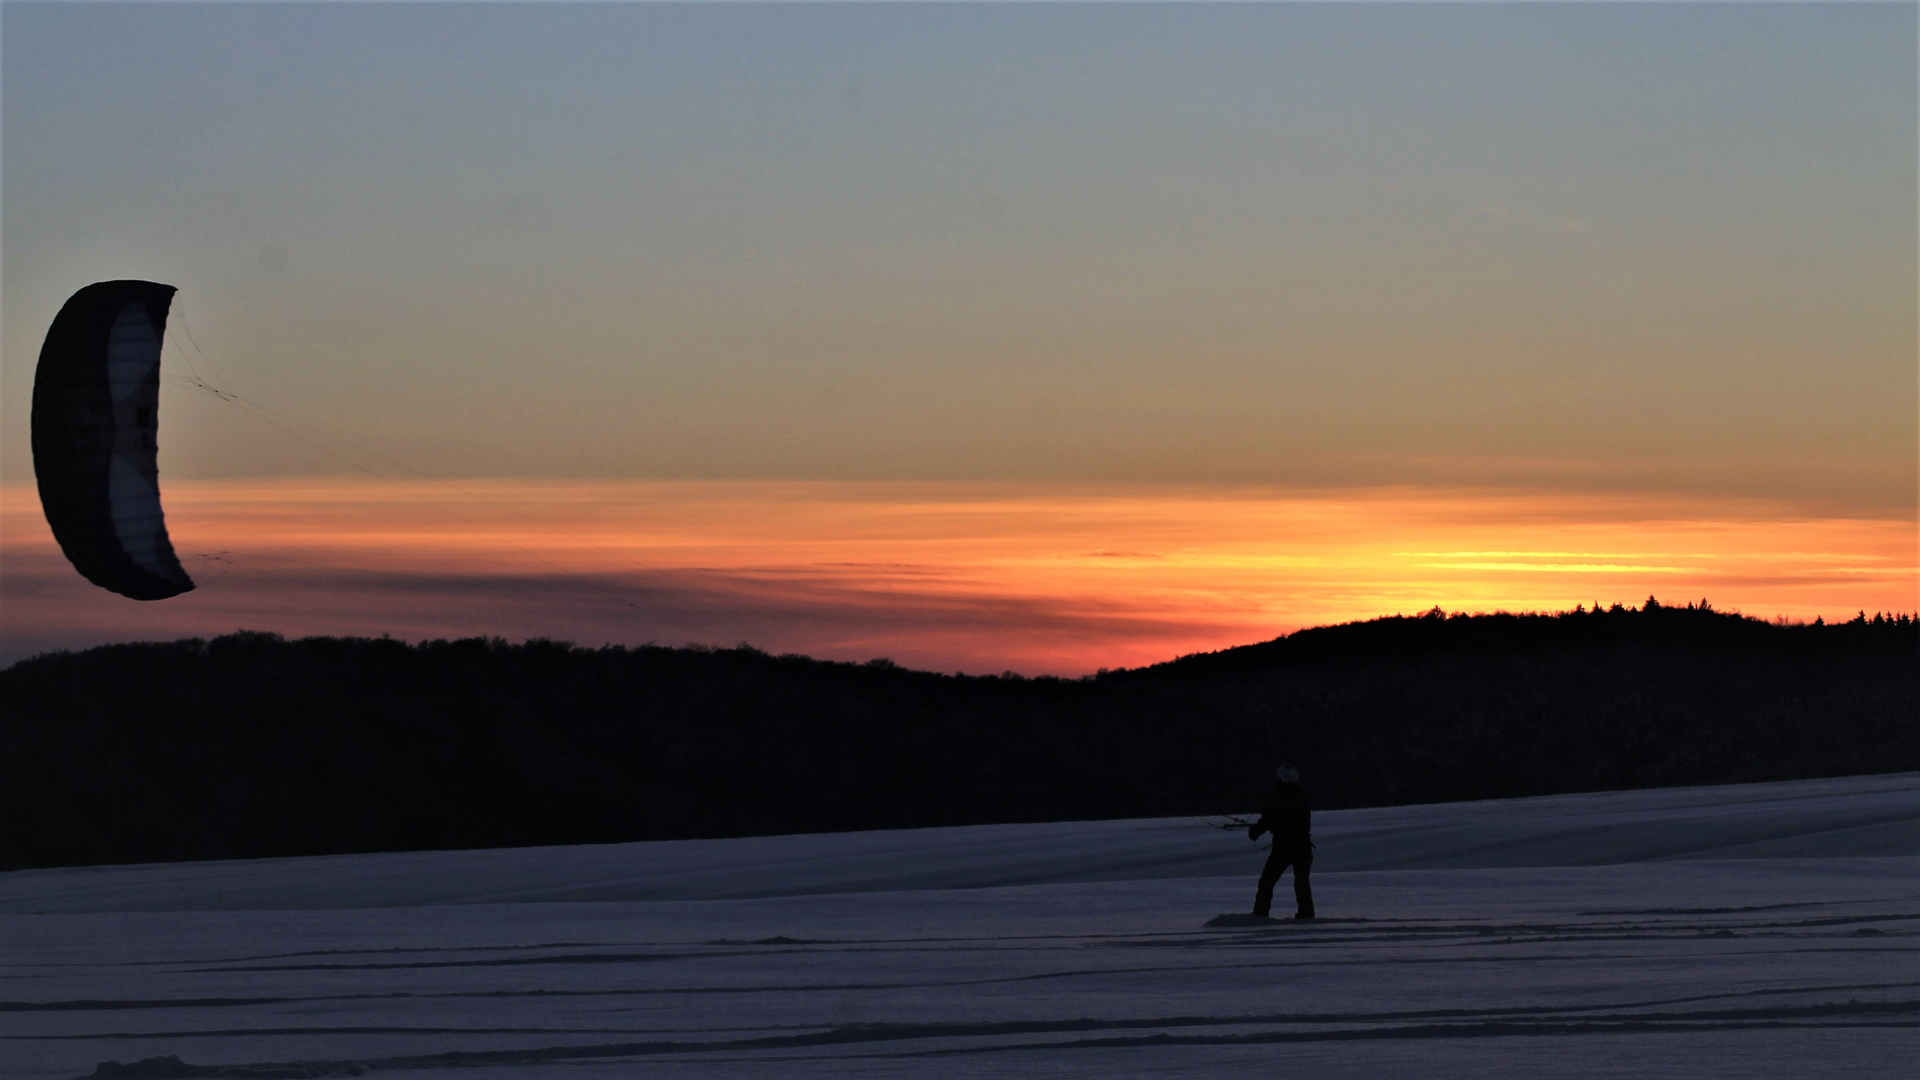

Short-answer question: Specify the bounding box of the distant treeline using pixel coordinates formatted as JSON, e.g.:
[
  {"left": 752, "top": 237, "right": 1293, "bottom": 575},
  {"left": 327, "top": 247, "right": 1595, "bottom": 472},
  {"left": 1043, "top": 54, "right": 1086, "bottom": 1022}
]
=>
[{"left": 1, "top": 599, "right": 1913, "bottom": 870}]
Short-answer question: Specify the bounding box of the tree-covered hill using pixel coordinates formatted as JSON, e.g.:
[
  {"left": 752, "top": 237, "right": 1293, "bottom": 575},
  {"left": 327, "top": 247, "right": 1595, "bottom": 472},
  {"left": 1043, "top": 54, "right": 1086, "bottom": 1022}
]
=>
[{"left": 1, "top": 601, "right": 1913, "bottom": 870}]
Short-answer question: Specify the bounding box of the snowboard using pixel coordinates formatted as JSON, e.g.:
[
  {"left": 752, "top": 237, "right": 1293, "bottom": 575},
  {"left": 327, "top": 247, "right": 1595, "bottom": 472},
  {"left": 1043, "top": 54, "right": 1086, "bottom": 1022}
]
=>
[
  {"left": 1204, "top": 913, "right": 1278, "bottom": 927},
  {"left": 1203, "top": 913, "right": 1319, "bottom": 927}
]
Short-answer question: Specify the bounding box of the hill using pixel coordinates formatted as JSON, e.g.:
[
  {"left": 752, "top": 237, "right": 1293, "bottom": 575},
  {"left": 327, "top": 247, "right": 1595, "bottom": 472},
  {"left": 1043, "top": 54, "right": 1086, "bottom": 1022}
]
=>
[{"left": 1, "top": 601, "right": 1913, "bottom": 870}]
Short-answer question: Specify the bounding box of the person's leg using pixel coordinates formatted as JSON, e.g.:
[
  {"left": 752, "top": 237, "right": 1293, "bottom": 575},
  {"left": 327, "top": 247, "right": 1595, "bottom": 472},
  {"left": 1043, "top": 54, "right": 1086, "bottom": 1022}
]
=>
[
  {"left": 1252, "top": 847, "right": 1285, "bottom": 917},
  {"left": 1292, "top": 852, "right": 1315, "bottom": 919}
]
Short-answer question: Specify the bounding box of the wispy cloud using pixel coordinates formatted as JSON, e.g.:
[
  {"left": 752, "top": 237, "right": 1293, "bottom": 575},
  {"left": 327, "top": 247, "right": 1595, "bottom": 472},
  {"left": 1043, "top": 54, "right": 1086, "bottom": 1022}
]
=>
[
  {"left": 1415, "top": 563, "right": 1694, "bottom": 574},
  {"left": 3, "top": 480, "right": 1912, "bottom": 673}
]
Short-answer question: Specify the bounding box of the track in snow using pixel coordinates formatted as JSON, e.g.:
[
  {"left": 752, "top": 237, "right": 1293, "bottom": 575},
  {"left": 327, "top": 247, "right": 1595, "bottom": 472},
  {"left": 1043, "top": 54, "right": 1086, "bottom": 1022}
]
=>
[{"left": 3, "top": 773, "right": 1916, "bottom": 1079}]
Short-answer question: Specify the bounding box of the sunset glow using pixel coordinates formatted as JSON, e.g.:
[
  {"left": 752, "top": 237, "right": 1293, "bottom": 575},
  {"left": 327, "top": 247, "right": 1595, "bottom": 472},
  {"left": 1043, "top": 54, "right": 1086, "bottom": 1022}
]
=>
[
  {"left": 3, "top": 6, "right": 1913, "bottom": 674},
  {"left": 4, "top": 479, "right": 1909, "bottom": 674}
]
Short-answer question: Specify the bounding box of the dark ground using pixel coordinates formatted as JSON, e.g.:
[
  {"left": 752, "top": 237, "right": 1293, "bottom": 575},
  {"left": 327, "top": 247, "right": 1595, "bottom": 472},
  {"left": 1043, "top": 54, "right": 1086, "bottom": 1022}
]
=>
[{"left": 1, "top": 601, "right": 1913, "bottom": 870}]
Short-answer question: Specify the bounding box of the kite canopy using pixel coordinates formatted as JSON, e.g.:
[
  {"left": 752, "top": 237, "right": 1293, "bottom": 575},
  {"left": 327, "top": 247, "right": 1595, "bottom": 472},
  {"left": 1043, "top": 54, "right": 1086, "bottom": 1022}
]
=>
[{"left": 31, "top": 280, "right": 195, "bottom": 600}]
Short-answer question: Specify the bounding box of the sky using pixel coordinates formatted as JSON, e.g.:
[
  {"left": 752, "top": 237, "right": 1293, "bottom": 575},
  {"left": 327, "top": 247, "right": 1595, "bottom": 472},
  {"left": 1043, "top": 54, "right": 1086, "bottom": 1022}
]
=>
[{"left": 2, "top": 2, "right": 1915, "bottom": 672}]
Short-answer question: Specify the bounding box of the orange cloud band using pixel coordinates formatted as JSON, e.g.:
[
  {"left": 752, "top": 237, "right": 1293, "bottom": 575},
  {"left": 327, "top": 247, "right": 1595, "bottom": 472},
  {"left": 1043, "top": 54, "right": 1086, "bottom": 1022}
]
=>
[{"left": 2, "top": 479, "right": 1912, "bottom": 674}]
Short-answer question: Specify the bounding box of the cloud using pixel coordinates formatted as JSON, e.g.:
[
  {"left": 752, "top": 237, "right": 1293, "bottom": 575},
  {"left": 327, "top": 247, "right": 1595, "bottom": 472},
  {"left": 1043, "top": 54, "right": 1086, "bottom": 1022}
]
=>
[
  {"left": 0, "top": 555, "right": 1246, "bottom": 676},
  {"left": 4, "top": 479, "right": 1911, "bottom": 673}
]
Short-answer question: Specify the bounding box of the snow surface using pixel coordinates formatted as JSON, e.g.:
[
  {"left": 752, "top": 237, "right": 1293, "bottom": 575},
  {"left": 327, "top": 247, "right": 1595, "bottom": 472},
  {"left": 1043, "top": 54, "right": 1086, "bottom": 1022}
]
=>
[{"left": 2, "top": 773, "right": 1915, "bottom": 1079}]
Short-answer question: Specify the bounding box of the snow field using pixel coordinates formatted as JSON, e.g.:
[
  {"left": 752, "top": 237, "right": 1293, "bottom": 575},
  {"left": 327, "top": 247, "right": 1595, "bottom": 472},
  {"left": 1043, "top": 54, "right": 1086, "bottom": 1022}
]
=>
[{"left": 2, "top": 773, "right": 1915, "bottom": 1079}]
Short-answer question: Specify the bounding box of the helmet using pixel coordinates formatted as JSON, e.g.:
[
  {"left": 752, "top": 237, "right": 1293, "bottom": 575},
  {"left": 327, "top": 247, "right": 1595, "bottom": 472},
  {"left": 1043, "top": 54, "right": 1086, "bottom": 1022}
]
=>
[{"left": 1276, "top": 764, "right": 1300, "bottom": 783}]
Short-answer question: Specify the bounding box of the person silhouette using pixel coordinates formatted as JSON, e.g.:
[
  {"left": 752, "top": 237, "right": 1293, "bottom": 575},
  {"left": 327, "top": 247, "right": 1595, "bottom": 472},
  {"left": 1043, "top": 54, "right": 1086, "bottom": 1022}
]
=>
[{"left": 1249, "top": 763, "right": 1315, "bottom": 919}]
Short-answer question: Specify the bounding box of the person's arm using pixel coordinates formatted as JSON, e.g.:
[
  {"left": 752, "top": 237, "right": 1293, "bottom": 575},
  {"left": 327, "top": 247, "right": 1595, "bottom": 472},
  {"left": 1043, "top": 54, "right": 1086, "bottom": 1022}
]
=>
[{"left": 1249, "top": 788, "right": 1275, "bottom": 840}]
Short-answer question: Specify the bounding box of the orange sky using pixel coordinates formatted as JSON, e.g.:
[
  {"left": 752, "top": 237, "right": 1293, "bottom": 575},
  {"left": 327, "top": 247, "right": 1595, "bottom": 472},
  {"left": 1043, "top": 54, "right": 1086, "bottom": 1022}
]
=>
[
  {"left": 4, "top": 479, "right": 1911, "bottom": 674},
  {"left": 4, "top": 9, "right": 1913, "bottom": 674}
]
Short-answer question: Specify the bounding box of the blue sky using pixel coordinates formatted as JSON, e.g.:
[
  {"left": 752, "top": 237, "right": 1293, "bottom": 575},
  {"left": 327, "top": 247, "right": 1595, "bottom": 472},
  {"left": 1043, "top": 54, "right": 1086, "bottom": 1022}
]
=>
[{"left": 3, "top": 3, "right": 1913, "bottom": 506}]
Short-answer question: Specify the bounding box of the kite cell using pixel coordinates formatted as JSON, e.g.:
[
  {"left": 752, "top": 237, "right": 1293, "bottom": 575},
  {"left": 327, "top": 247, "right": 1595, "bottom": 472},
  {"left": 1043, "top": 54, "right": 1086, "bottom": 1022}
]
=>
[{"left": 30, "top": 280, "right": 195, "bottom": 600}]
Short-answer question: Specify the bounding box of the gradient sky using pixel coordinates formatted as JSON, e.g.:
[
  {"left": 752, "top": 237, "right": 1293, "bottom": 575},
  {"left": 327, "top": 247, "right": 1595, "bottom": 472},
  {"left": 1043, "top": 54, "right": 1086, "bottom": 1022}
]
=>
[{"left": 2, "top": 3, "right": 1914, "bottom": 671}]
